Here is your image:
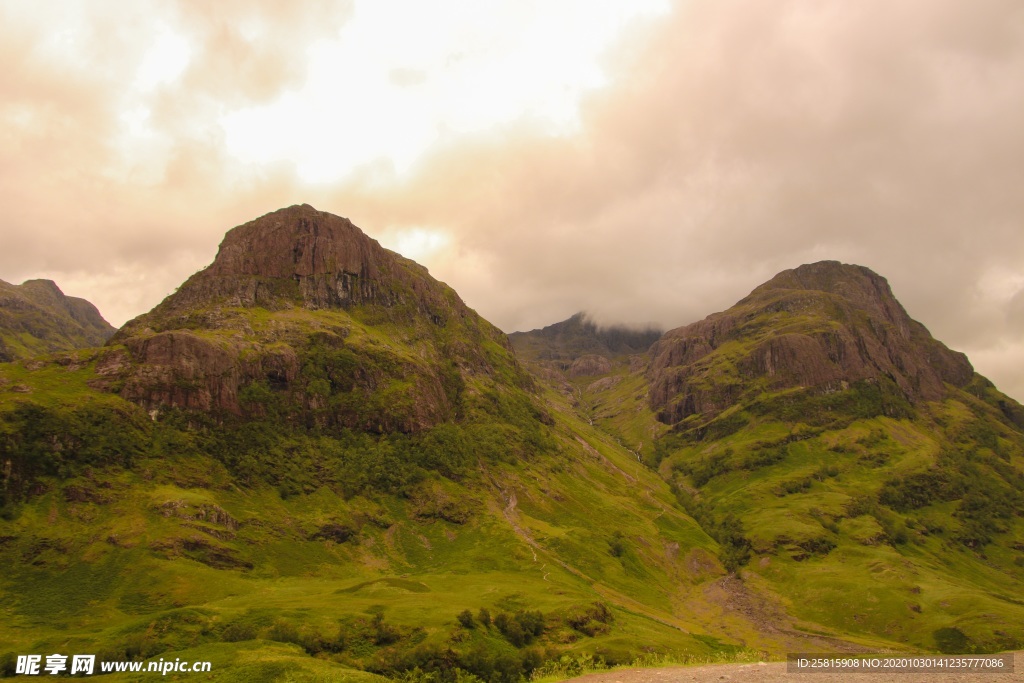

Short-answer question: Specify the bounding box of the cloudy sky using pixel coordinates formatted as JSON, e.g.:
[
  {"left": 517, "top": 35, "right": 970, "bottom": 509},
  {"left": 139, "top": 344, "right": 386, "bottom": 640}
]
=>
[{"left": 2, "top": 0, "right": 1024, "bottom": 401}]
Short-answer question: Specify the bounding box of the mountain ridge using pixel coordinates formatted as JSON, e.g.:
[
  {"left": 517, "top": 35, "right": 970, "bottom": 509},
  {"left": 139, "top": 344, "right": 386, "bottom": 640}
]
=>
[
  {"left": 2, "top": 210, "right": 1024, "bottom": 678},
  {"left": 100, "top": 204, "right": 529, "bottom": 428},
  {"left": 648, "top": 260, "right": 975, "bottom": 428},
  {"left": 0, "top": 278, "right": 115, "bottom": 362},
  {"left": 518, "top": 260, "right": 1024, "bottom": 656}
]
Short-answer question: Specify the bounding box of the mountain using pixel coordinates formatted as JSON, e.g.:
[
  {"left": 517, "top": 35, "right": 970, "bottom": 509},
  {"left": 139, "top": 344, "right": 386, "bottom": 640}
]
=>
[
  {"left": 0, "top": 206, "right": 764, "bottom": 681},
  {"left": 647, "top": 261, "right": 975, "bottom": 428},
  {"left": 509, "top": 313, "right": 664, "bottom": 450},
  {"left": 524, "top": 261, "right": 1024, "bottom": 655},
  {"left": 100, "top": 203, "right": 530, "bottom": 432},
  {"left": 0, "top": 278, "right": 115, "bottom": 362},
  {"left": 4, "top": 217, "right": 1023, "bottom": 678},
  {"left": 510, "top": 313, "right": 661, "bottom": 367}
]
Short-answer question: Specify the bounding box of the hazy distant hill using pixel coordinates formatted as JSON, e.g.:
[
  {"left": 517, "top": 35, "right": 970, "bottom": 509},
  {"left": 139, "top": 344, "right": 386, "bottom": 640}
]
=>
[
  {"left": 509, "top": 312, "right": 662, "bottom": 365},
  {"left": 0, "top": 278, "right": 114, "bottom": 362}
]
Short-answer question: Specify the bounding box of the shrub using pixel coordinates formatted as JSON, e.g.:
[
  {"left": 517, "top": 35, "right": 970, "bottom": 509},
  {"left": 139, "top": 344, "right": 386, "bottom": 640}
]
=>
[
  {"left": 608, "top": 531, "right": 626, "bottom": 557},
  {"left": 0, "top": 653, "right": 17, "bottom": 678},
  {"left": 493, "top": 611, "right": 544, "bottom": 647},
  {"left": 878, "top": 470, "right": 964, "bottom": 512},
  {"left": 934, "top": 627, "right": 974, "bottom": 654},
  {"left": 220, "top": 621, "right": 258, "bottom": 642},
  {"left": 565, "top": 602, "right": 613, "bottom": 637}
]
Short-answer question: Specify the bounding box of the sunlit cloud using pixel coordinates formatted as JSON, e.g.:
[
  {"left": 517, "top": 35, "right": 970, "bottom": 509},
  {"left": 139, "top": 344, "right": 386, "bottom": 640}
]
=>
[
  {"left": 135, "top": 29, "right": 191, "bottom": 91},
  {"left": 383, "top": 228, "right": 452, "bottom": 265},
  {"left": 1, "top": 0, "right": 1024, "bottom": 403},
  {"left": 218, "top": 0, "right": 670, "bottom": 183}
]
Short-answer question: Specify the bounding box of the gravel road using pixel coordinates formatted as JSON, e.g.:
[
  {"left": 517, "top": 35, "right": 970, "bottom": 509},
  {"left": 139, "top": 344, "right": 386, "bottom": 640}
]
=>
[{"left": 566, "top": 653, "right": 1022, "bottom": 683}]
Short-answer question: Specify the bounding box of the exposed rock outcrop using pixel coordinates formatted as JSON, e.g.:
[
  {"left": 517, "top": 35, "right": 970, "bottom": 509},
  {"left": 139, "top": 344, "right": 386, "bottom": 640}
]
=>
[
  {"left": 114, "top": 205, "right": 471, "bottom": 338},
  {"left": 648, "top": 261, "right": 974, "bottom": 426},
  {"left": 104, "top": 205, "right": 529, "bottom": 431},
  {"left": 568, "top": 354, "right": 613, "bottom": 377}
]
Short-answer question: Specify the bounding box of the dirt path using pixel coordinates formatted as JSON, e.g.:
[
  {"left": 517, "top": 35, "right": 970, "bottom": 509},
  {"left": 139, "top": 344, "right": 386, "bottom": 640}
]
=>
[{"left": 565, "top": 653, "right": 1022, "bottom": 683}]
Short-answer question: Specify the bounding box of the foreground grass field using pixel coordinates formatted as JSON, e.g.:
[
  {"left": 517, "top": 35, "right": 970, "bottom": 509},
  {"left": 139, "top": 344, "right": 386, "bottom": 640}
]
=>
[{"left": 1, "top": 347, "right": 780, "bottom": 681}]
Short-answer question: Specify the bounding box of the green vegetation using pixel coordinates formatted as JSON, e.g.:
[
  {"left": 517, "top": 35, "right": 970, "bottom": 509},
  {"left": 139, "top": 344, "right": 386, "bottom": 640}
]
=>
[
  {"left": 651, "top": 394, "right": 1024, "bottom": 652},
  {"left": 513, "top": 302, "right": 1024, "bottom": 657},
  {"left": 0, "top": 312, "right": 729, "bottom": 681},
  {"left": 0, "top": 278, "right": 115, "bottom": 362},
  {"left": 6, "top": 256, "right": 1024, "bottom": 680}
]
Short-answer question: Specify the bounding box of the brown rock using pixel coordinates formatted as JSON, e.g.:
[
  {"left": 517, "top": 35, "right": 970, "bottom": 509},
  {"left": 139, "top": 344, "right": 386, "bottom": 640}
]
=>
[
  {"left": 586, "top": 376, "right": 622, "bottom": 392},
  {"left": 649, "top": 261, "right": 974, "bottom": 426},
  {"left": 120, "top": 331, "right": 246, "bottom": 412},
  {"left": 569, "top": 354, "right": 613, "bottom": 377},
  {"left": 113, "top": 205, "right": 468, "bottom": 337},
  {"left": 102, "top": 205, "right": 531, "bottom": 432}
]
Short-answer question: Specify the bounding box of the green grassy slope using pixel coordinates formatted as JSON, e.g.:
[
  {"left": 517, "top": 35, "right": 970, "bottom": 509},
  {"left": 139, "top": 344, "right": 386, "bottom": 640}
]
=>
[
  {"left": 655, "top": 384, "right": 1024, "bottom": 653},
  {"left": 518, "top": 335, "right": 1024, "bottom": 657},
  {"left": 0, "top": 328, "right": 769, "bottom": 681}
]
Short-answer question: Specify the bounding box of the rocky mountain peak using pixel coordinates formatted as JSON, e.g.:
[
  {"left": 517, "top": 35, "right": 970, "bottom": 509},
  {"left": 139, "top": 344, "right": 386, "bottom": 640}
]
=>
[
  {"left": 19, "top": 278, "right": 64, "bottom": 297},
  {"left": 114, "top": 205, "right": 446, "bottom": 338},
  {"left": 648, "top": 262, "right": 974, "bottom": 427},
  {"left": 102, "top": 206, "right": 527, "bottom": 430},
  {"left": 743, "top": 261, "right": 913, "bottom": 337},
  {"left": 207, "top": 204, "right": 384, "bottom": 281}
]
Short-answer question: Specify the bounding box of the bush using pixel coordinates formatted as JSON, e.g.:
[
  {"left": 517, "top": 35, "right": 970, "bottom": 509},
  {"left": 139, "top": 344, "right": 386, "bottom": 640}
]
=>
[
  {"left": 608, "top": 531, "right": 627, "bottom": 557},
  {"left": 797, "top": 537, "right": 837, "bottom": 556},
  {"left": 493, "top": 610, "right": 544, "bottom": 647},
  {"left": 934, "top": 627, "right": 974, "bottom": 654},
  {"left": 220, "top": 621, "right": 258, "bottom": 642},
  {"left": 267, "top": 620, "right": 301, "bottom": 645},
  {"left": 742, "top": 446, "right": 787, "bottom": 471},
  {"left": 879, "top": 470, "right": 964, "bottom": 512},
  {"left": 0, "top": 653, "right": 17, "bottom": 678},
  {"left": 565, "top": 602, "right": 613, "bottom": 637},
  {"left": 457, "top": 610, "right": 475, "bottom": 629},
  {"left": 372, "top": 613, "right": 401, "bottom": 646},
  {"left": 774, "top": 477, "right": 812, "bottom": 496},
  {"left": 688, "top": 451, "right": 731, "bottom": 486}
]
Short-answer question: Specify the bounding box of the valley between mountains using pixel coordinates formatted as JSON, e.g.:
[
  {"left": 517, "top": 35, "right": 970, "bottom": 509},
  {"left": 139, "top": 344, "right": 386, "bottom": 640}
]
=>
[{"left": 1, "top": 205, "right": 1023, "bottom": 682}]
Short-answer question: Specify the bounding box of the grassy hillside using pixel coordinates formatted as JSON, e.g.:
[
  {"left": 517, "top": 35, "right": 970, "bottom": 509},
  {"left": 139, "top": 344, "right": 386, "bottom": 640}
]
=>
[
  {"left": 4, "top": 208, "right": 772, "bottom": 681},
  {"left": 0, "top": 308, "right": 789, "bottom": 682},
  {"left": 0, "top": 279, "right": 115, "bottom": 362},
  {"left": 8, "top": 241, "right": 1018, "bottom": 679},
  {"left": 658, "top": 380, "right": 1024, "bottom": 653},
  {"left": 514, "top": 325, "right": 1024, "bottom": 657}
]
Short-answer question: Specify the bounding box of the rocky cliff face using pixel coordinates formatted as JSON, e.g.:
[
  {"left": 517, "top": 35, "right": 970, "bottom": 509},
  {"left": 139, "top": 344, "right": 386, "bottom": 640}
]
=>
[
  {"left": 115, "top": 204, "right": 469, "bottom": 337},
  {"left": 0, "top": 278, "right": 115, "bottom": 361},
  {"left": 648, "top": 261, "right": 974, "bottom": 426},
  {"left": 105, "top": 205, "right": 528, "bottom": 430}
]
